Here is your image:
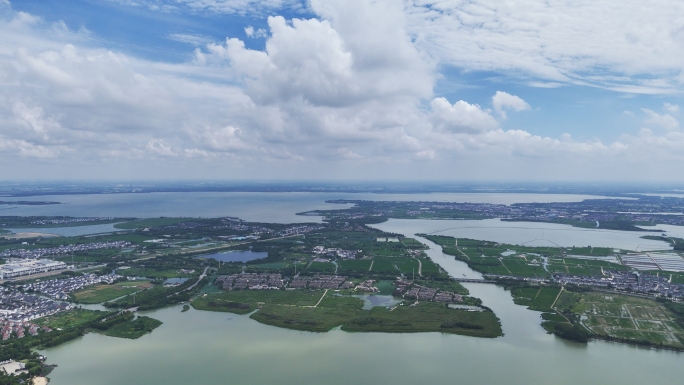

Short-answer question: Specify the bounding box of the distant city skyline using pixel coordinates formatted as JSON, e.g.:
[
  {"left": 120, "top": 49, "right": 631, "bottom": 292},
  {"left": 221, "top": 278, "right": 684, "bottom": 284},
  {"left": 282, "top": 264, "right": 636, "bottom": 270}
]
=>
[{"left": 1, "top": 0, "right": 683, "bottom": 181}]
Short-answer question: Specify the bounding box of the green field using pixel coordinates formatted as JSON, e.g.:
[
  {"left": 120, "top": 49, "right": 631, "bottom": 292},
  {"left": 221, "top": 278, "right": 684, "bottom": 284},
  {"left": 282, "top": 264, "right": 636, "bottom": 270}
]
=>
[
  {"left": 36, "top": 309, "right": 109, "bottom": 329},
  {"left": 104, "top": 316, "right": 163, "bottom": 339},
  {"left": 510, "top": 286, "right": 562, "bottom": 312},
  {"left": 306, "top": 261, "right": 336, "bottom": 273},
  {"left": 71, "top": 281, "right": 153, "bottom": 304},
  {"left": 118, "top": 267, "right": 186, "bottom": 279},
  {"left": 338, "top": 259, "right": 373, "bottom": 274},
  {"left": 426, "top": 235, "right": 629, "bottom": 279},
  {"left": 192, "top": 290, "right": 326, "bottom": 314}
]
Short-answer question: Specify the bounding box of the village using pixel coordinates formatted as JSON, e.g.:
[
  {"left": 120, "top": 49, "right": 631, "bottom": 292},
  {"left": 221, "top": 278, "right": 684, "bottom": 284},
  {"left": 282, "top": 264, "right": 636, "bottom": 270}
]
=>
[
  {"left": 553, "top": 270, "right": 684, "bottom": 299},
  {"left": 0, "top": 289, "right": 72, "bottom": 324},
  {"left": 0, "top": 240, "right": 131, "bottom": 259},
  {"left": 22, "top": 273, "right": 122, "bottom": 300},
  {"left": 213, "top": 272, "right": 465, "bottom": 304}
]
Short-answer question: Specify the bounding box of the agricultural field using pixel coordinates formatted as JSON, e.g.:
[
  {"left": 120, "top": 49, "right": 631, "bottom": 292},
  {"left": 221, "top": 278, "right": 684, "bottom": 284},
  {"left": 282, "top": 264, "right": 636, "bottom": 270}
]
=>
[
  {"left": 546, "top": 257, "right": 627, "bottom": 276},
  {"left": 427, "top": 235, "right": 627, "bottom": 279},
  {"left": 510, "top": 286, "right": 562, "bottom": 312},
  {"left": 71, "top": 280, "right": 153, "bottom": 304},
  {"left": 556, "top": 291, "right": 684, "bottom": 349}
]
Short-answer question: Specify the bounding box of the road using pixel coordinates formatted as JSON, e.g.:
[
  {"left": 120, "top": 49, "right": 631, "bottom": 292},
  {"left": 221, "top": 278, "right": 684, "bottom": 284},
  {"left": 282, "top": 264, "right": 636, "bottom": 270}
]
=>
[{"left": 182, "top": 266, "right": 210, "bottom": 292}]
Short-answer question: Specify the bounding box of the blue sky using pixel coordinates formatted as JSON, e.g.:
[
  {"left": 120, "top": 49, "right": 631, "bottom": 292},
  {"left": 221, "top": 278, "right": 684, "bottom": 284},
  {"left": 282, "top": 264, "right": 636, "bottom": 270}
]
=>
[{"left": 1, "top": 0, "right": 683, "bottom": 181}]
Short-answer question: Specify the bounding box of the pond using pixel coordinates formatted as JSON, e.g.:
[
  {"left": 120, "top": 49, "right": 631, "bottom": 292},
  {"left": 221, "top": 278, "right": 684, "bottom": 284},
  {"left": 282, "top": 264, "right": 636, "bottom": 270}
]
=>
[{"left": 197, "top": 250, "right": 268, "bottom": 263}]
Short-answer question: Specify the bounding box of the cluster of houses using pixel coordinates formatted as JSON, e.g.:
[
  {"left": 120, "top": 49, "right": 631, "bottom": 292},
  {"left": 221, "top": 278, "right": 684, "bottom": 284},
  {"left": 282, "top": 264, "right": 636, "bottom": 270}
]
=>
[
  {"left": 278, "top": 225, "right": 325, "bottom": 237},
  {"left": 216, "top": 273, "right": 285, "bottom": 290},
  {"left": 29, "top": 217, "right": 116, "bottom": 225},
  {"left": 553, "top": 271, "right": 684, "bottom": 299},
  {"left": 1, "top": 319, "right": 51, "bottom": 341},
  {"left": 312, "top": 246, "right": 359, "bottom": 260},
  {"left": 22, "top": 273, "right": 122, "bottom": 300},
  {"left": 289, "top": 274, "right": 354, "bottom": 290},
  {"left": 0, "top": 240, "right": 131, "bottom": 259},
  {"left": 0, "top": 289, "right": 72, "bottom": 323},
  {"left": 354, "top": 280, "right": 379, "bottom": 292},
  {"left": 393, "top": 280, "right": 463, "bottom": 303}
]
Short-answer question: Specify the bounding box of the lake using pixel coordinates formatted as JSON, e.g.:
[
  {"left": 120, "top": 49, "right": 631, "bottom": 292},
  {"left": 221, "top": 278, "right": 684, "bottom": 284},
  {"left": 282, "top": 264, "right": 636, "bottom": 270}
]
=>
[
  {"left": 198, "top": 250, "right": 268, "bottom": 263},
  {"left": 18, "top": 192, "right": 683, "bottom": 384},
  {"left": 1, "top": 191, "right": 619, "bottom": 223}
]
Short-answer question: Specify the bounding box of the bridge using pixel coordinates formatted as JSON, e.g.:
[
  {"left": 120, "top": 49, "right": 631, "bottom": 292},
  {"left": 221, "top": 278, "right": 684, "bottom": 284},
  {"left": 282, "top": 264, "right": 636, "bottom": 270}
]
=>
[{"left": 453, "top": 278, "right": 496, "bottom": 284}]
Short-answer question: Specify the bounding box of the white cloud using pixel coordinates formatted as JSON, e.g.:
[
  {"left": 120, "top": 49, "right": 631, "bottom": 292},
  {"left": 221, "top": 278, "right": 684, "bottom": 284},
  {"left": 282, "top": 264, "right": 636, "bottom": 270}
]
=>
[
  {"left": 168, "top": 33, "right": 214, "bottom": 46},
  {"left": 244, "top": 26, "right": 267, "bottom": 39},
  {"left": 110, "top": 0, "right": 302, "bottom": 15},
  {"left": 405, "top": 0, "right": 684, "bottom": 94},
  {"left": 429, "top": 97, "right": 498, "bottom": 133},
  {"left": 664, "top": 103, "right": 680, "bottom": 113},
  {"left": 4, "top": 1, "right": 684, "bottom": 180},
  {"left": 113, "top": 0, "right": 684, "bottom": 94},
  {"left": 642, "top": 108, "right": 679, "bottom": 131},
  {"left": 492, "top": 91, "right": 530, "bottom": 119},
  {"left": 146, "top": 139, "right": 176, "bottom": 156}
]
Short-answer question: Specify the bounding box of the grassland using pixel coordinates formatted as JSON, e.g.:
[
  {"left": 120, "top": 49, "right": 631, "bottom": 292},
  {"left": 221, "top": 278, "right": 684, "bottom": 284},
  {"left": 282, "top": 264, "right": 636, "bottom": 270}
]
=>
[
  {"left": 192, "top": 289, "right": 501, "bottom": 337},
  {"left": 70, "top": 281, "right": 153, "bottom": 304},
  {"left": 35, "top": 309, "right": 108, "bottom": 329},
  {"left": 104, "top": 316, "right": 163, "bottom": 339}
]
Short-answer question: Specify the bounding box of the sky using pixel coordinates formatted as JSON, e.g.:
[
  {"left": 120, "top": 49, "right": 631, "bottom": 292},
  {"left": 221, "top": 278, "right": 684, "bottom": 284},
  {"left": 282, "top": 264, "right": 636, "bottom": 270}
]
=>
[{"left": 1, "top": 0, "right": 684, "bottom": 181}]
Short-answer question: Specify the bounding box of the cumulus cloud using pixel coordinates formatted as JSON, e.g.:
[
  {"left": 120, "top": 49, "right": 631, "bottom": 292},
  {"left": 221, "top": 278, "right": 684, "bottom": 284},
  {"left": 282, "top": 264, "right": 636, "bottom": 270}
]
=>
[
  {"left": 664, "top": 103, "right": 680, "bottom": 113},
  {"left": 244, "top": 26, "right": 267, "bottom": 39},
  {"left": 115, "top": 0, "right": 684, "bottom": 94},
  {"left": 429, "top": 98, "right": 498, "bottom": 133},
  {"left": 492, "top": 91, "right": 531, "bottom": 119},
  {"left": 642, "top": 108, "right": 680, "bottom": 131},
  {"left": 3, "top": 1, "right": 684, "bottom": 180}
]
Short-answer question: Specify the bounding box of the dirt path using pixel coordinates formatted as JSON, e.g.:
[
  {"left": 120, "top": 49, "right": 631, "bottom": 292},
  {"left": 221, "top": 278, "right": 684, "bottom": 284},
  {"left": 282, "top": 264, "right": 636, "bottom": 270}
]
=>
[
  {"left": 534, "top": 287, "right": 542, "bottom": 299},
  {"left": 499, "top": 259, "right": 513, "bottom": 275},
  {"left": 412, "top": 257, "right": 422, "bottom": 276},
  {"left": 302, "top": 289, "right": 328, "bottom": 308},
  {"left": 623, "top": 305, "right": 639, "bottom": 330},
  {"left": 456, "top": 248, "right": 471, "bottom": 261}
]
